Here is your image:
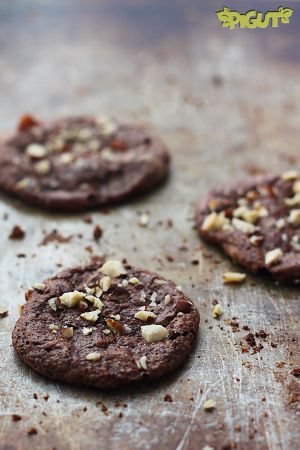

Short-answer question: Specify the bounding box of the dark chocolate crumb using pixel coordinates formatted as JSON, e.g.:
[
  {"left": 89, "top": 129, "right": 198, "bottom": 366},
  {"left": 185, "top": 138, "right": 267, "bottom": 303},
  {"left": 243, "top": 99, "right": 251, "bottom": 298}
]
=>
[{"left": 9, "top": 225, "right": 25, "bottom": 240}]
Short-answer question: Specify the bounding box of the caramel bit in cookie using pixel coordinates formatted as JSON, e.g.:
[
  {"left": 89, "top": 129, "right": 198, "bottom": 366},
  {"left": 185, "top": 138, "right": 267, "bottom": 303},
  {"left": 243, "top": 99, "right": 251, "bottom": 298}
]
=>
[
  {"left": 137, "top": 355, "right": 147, "bottom": 370},
  {"left": 288, "top": 209, "right": 300, "bottom": 226},
  {"left": 106, "top": 318, "right": 123, "bottom": 334},
  {"left": 212, "top": 304, "right": 222, "bottom": 318},
  {"left": 281, "top": 170, "right": 299, "bottom": 181},
  {"left": 203, "top": 398, "right": 216, "bottom": 411},
  {"left": 86, "top": 352, "right": 101, "bottom": 362},
  {"left": 18, "top": 114, "right": 40, "bottom": 132},
  {"left": 99, "top": 276, "right": 112, "bottom": 292},
  {"left": 139, "top": 213, "right": 150, "bottom": 227},
  {"left": 98, "top": 260, "right": 127, "bottom": 277},
  {"left": 59, "top": 291, "right": 85, "bottom": 308},
  {"left": 33, "top": 283, "right": 46, "bottom": 292},
  {"left": 25, "top": 143, "right": 47, "bottom": 159},
  {"left": 129, "top": 277, "right": 141, "bottom": 285},
  {"left": 93, "top": 224, "right": 102, "bottom": 241},
  {"left": 265, "top": 248, "right": 283, "bottom": 266},
  {"left": 223, "top": 272, "right": 246, "bottom": 284},
  {"left": 9, "top": 225, "right": 25, "bottom": 240},
  {"left": 201, "top": 212, "right": 228, "bottom": 231},
  {"left": 232, "top": 218, "right": 257, "bottom": 234},
  {"left": 141, "top": 324, "right": 168, "bottom": 343},
  {"left": 0, "top": 309, "right": 8, "bottom": 318},
  {"left": 134, "top": 310, "right": 157, "bottom": 321},
  {"left": 61, "top": 326, "right": 73, "bottom": 339},
  {"left": 80, "top": 309, "right": 101, "bottom": 323}
]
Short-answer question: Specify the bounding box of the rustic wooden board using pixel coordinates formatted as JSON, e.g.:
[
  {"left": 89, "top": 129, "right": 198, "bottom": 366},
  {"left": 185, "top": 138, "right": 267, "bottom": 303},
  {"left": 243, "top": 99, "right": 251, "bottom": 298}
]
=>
[{"left": 0, "top": 1, "right": 299, "bottom": 449}]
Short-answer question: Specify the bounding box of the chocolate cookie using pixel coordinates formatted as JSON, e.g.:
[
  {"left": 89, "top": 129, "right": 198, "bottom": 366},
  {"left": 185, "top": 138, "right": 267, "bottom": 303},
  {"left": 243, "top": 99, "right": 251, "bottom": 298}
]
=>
[
  {"left": 0, "top": 115, "right": 169, "bottom": 211},
  {"left": 195, "top": 171, "right": 300, "bottom": 284},
  {"left": 13, "top": 258, "right": 200, "bottom": 389}
]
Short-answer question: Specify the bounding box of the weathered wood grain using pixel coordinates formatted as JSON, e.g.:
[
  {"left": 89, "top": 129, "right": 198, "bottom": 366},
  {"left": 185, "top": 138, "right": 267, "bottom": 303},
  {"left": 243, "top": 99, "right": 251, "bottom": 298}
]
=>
[{"left": 0, "top": 1, "right": 299, "bottom": 449}]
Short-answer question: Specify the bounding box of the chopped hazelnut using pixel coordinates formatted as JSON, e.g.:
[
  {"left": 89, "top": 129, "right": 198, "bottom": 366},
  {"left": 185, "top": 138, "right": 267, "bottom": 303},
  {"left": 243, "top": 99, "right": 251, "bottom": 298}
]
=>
[
  {"left": 58, "top": 153, "right": 74, "bottom": 165},
  {"left": 164, "top": 294, "right": 172, "bottom": 305},
  {"left": 265, "top": 248, "right": 283, "bottom": 266},
  {"left": 98, "top": 260, "right": 127, "bottom": 277},
  {"left": 232, "top": 218, "right": 256, "bottom": 234},
  {"left": 212, "top": 304, "right": 222, "bottom": 318},
  {"left": 275, "top": 218, "right": 286, "bottom": 229},
  {"left": 223, "top": 272, "right": 246, "bottom": 284},
  {"left": 281, "top": 170, "right": 299, "bottom": 181},
  {"left": 33, "top": 283, "right": 46, "bottom": 292},
  {"left": 99, "top": 276, "right": 112, "bottom": 292},
  {"left": 85, "top": 295, "right": 104, "bottom": 310},
  {"left": 80, "top": 309, "right": 101, "bottom": 322},
  {"left": 129, "top": 277, "right": 141, "bottom": 285},
  {"left": 139, "top": 213, "right": 150, "bottom": 227},
  {"left": 134, "top": 311, "right": 157, "bottom": 321},
  {"left": 203, "top": 399, "right": 216, "bottom": 411},
  {"left": 201, "top": 212, "right": 228, "bottom": 231},
  {"left": 249, "top": 235, "right": 263, "bottom": 246},
  {"left": 34, "top": 159, "right": 51, "bottom": 175},
  {"left": 293, "top": 180, "right": 300, "bottom": 193},
  {"left": 284, "top": 193, "right": 300, "bottom": 207},
  {"left": 82, "top": 327, "right": 93, "bottom": 336},
  {"left": 141, "top": 324, "right": 168, "bottom": 343},
  {"left": 25, "top": 143, "right": 47, "bottom": 159},
  {"left": 49, "top": 324, "right": 58, "bottom": 333},
  {"left": 138, "top": 355, "right": 147, "bottom": 370},
  {"left": 106, "top": 318, "right": 123, "bottom": 333},
  {"left": 86, "top": 352, "right": 101, "bottom": 362},
  {"left": 59, "top": 291, "right": 85, "bottom": 308},
  {"left": 288, "top": 209, "right": 300, "bottom": 226},
  {"left": 48, "top": 298, "right": 57, "bottom": 311}
]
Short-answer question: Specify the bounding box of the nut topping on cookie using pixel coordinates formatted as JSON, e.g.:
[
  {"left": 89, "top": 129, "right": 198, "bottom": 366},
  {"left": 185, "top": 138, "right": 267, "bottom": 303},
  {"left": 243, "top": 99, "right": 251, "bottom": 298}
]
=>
[
  {"left": 34, "top": 160, "right": 51, "bottom": 175},
  {"left": 265, "top": 248, "right": 283, "bottom": 266},
  {"left": 61, "top": 327, "right": 73, "bottom": 339},
  {"left": 201, "top": 212, "right": 228, "bottom": 231},
  {"left": 86, "top": 352, "right": 101, "bottom": 362},
  {"left": 232, "top": 218, "right": 257, "bottom": 234},
  {"left": 281, "top": 170, "right": 299, "bottom": 181},
  {"left": 99, "top": 276, "right": 112, "bottom": 292},
  {"left": 33, "top": 283, "right": 46, "bottom": 292},
  {"left": 98, "top": 260, "right": 127, "bottom": 277},
  {"left": 137, "top": 355, "right": 147, "bottom": 370},
  {"left": 80, "top": 309, "right": 101, "bottom": 322},
  {"left": 288, "top": 209, "right": 300, "bottom": 226},
  {"left": 141, "top": 324, "right": 168, "bottom": 343},
  {"left": 134, "top": 311, "right": 157, "bottom": 321},
  {"left": 25, "top": 143, "right": 47, "bottom": 159},
  {"left": 59, "top": 291, "right": 85, "bottom": 308}
]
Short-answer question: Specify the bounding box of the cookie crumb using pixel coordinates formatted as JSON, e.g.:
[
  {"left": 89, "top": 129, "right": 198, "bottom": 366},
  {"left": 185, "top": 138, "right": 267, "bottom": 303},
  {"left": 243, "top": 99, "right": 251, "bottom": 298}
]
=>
[
  {"left": 93, "top": 224, "right": 102, "bottom": 241},
  {"left": 12, "top": 414, "right": 22, "bottom": 422},
  {"left": 212, "top": 304, "right": 222, "bottom": 318},
  {"left": 9, "top": 225, "right": 25, "bottom": 240}
]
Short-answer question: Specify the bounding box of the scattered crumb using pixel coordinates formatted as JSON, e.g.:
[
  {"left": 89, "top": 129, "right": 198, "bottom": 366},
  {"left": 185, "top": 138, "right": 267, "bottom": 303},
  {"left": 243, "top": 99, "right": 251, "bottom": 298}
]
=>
[
  {"left": 9, "top": 225, "right": 25, "bottom": 240},
  {"left": 27, "top": 427, "right": 37, "bottom": 435},
  {"left": 291, "top": 368, "right": 300, "bottom": 378},
  {"left": 12, "top": 414, "right": 22, "bottom": 422},
  {"left": 0, "top": 309, "right": 8, "bottom": 318},
  {"left": 93, "top": 224, "right": 102, "bottom": 241},
  {"left": 39, "top": 230, "right": 72, "bottom": 246},
  {"left": 164, "top": 394, "right": 173, "bottom": 403},
  {"left": 222, "top": 272, "right": 246, "bottom": 284},
  {"left": 212, "top": 303, "right": 222, "bottom": 319}
]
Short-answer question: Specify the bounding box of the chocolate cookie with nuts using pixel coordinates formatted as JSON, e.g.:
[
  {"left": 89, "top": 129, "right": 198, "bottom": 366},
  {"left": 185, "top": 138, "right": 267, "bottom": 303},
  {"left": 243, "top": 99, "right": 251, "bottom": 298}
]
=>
[
  {"left": 0, "top": 115, "right": 170, "bottom": 211},
  {"left": 13, "top": 257, "right": 199, "bottom": 389},
  {"left": 195, "top": 171, "right": 300, "bottom": 284}
]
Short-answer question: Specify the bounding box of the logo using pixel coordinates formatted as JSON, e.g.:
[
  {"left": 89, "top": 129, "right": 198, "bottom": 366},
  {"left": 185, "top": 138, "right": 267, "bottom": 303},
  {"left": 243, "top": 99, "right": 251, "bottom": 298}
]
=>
[{"left": 216, "top": 6, "right": 293, "bottom": 29}]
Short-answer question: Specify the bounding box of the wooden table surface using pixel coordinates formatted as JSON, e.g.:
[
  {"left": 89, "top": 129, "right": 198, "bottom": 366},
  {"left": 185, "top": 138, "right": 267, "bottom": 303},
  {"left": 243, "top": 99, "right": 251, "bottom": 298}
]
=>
[{"left": 0, "top": 1, "right": 299, "bottom": 449}]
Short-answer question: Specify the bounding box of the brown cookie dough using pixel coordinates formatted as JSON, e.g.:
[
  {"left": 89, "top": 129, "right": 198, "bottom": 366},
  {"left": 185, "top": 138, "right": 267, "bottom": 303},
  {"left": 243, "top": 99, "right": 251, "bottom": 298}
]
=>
[
  {"left": 13, "top": 258, "right": 200, "bottom": 389},
  {"left": 0, "top": 115, "right": 170, "bottom": 211},
  {"left": 195, "top": 171, "right": 300, "bottom": 284}
]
